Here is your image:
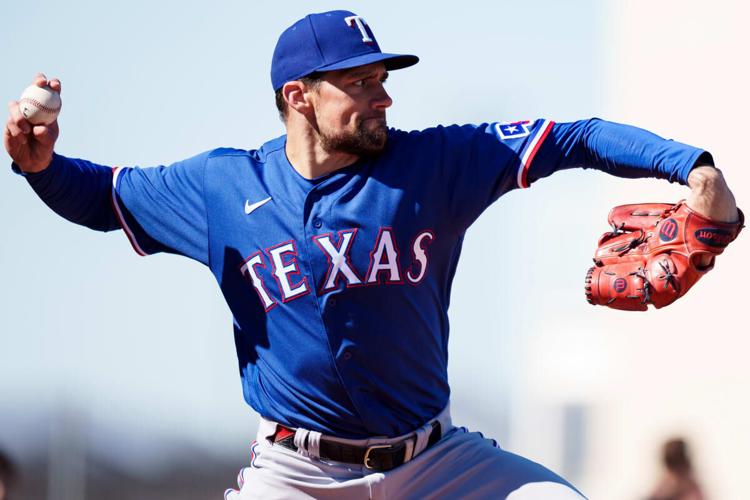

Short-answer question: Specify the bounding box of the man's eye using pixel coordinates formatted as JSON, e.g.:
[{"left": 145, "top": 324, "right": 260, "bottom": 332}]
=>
[{"left": 353, "top": 80, "right": 366, "bottom": 87}]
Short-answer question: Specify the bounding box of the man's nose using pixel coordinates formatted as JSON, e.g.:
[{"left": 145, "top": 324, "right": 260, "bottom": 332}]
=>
[{"left": 372, "top": 85, "right": 393, "bottom": 110}]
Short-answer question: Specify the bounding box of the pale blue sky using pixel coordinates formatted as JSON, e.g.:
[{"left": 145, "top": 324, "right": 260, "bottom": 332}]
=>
[{"left": 1, "top": 0, "right": 605, "bottom": 465}]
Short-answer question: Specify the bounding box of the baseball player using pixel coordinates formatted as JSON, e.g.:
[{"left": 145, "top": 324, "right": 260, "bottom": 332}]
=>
[{"left": 4, "top": 10, "right": 740, "bottom": 500}]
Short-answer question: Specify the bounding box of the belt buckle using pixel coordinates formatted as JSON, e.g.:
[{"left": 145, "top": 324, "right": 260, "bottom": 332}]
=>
[{"left": 363, "top": 444, "right": 393, "bottom": 471}]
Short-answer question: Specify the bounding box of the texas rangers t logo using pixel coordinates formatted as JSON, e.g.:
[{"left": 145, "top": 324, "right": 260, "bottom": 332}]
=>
[{"left": 345, "top": 15, "right": 374, "bottom": 44}]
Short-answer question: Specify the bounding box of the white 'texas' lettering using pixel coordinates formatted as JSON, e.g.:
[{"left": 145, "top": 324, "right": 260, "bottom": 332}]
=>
[
  {"left": 268, "top": 242, "right": 309, "bottom": 301},
  {"left": 314, "top": 230, "right": 362, "bottom": 291},
  {"left": 406, "top": 231, "right": 434, "bottom": 284},
  {"left": 367, "top": 228, "right": 401, "bottom": 283},
  {"left": 241, "top": 227, "right": 435, "bottom": 310},
  {"left": 240, "top": 253, "right": 276, "bottom": 311}
]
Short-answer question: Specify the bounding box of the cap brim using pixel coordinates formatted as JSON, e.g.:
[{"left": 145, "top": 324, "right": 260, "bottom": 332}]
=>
[{"left": 316, "top": 52, "right": 419, "bottom": 74}]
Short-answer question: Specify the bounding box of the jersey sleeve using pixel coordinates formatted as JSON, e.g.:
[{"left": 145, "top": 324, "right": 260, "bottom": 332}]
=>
[
  {"left": 112, "top": 151, "right": 210, "bottom": 264},
  {"left": 436, "top": 118, "right": 709, "bottom": 231},
  {"left": 12, "top": 151, "right": 212, "bottom": 263},
  {"left": 436, "top": 119, "right": 555, "bottom": 230}
]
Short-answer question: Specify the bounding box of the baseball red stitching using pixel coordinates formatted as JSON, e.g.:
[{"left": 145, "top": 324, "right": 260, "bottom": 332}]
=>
[{"left": 20, "top": 97, "right": 61, "bottom": 114}]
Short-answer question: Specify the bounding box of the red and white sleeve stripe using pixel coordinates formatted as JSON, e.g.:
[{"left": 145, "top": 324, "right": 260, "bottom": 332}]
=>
[
  {"left": 516, "top": 119, "right": 555, "bottom": 189},
  {"left": 110, "top": 167, "right": 148, "bottom": 256}
]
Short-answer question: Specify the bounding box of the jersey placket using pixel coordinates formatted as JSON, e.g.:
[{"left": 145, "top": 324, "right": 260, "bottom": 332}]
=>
[{"left": 300, "top": 174, "right": 372, "bottom": 429}]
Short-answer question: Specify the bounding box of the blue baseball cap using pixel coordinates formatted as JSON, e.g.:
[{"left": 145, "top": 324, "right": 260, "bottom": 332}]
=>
[{"left": 271, "top": 10, "right": 419, "bottom": 91}]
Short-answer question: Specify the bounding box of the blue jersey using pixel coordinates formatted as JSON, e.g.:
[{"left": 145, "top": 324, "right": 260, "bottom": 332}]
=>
[{"left": 15, "top": 118, "right": 709, "bottom": 438}]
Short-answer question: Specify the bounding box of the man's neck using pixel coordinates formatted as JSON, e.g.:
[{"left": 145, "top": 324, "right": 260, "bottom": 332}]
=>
[{"left": 285, "top": 127, "right": 359, "bottom": 180}]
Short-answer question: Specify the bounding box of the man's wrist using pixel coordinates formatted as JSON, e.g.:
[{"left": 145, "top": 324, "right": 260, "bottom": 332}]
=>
[
  {"left": 11, "top": 153, "right": 56, "bottom": 177},
  {"left": 687, "top": 165, "right": 721, "bottom": 191},
  {"left": 686, "top": 165, "right": 739, "bottom": 223},
  {"left": 21, "top": 153, "right": 55, "bottom": 175}
]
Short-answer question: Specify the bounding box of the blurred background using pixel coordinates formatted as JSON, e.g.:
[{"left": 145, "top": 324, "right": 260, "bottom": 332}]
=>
[{"left": 1, "top": 0, "right": 748, "bottom": 498}]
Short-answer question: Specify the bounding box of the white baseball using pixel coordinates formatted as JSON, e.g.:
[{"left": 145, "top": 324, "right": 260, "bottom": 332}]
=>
[{"left": 18, "top": 85, "right": 62, "bottom": 125}]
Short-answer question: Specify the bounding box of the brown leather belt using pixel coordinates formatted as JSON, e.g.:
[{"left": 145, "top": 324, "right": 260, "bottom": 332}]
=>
[{"left": 272, "top": 421, "right": 442, "bottom": 472}]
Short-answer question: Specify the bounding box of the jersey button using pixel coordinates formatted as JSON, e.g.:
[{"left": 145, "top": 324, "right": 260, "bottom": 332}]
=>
[
  {"left": 342, "top": 351, "right": 352, "bottom": 361},
  {"left": 328, "top": 298, "right": 337, "bottom": 307},
  {"left": 312, "top": 217, "right": 322, "bottom": 228}
]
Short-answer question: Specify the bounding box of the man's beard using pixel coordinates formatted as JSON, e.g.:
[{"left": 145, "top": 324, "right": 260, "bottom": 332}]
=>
[{"left": 319, "top": 118, "right": 388, "bottom": 157}]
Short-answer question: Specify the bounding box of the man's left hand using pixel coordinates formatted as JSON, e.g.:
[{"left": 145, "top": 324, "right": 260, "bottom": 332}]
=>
[{"left": 686, "top": 165, "right": 740, "bottom": 266}]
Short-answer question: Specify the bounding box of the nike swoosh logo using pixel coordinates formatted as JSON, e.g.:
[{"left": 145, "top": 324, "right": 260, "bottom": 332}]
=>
[{"left": 245, "top": 197, "right": 272, "bottom": 215}]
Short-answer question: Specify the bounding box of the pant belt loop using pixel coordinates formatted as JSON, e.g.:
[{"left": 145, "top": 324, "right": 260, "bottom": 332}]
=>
[
  {"left": 402, "top": 437, "right": 416, "bottom": 463},
  {"left": 293, "top": 428, "right": 323, "bottom": 458},
  {"left": 411, "top": 421, "right": 435, "bottom": 460}
]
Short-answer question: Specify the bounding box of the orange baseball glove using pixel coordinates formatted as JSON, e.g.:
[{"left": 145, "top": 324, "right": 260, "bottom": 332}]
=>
[{"left": 585, "top": 201, "right": 743, "bottom": 311}]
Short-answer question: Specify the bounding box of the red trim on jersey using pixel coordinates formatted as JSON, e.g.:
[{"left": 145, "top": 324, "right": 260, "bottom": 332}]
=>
[
  {"left": 520, "top": 120, "right": 555, "bottom": 188},
  {"left": 110, "top": 167, "right": 148, "bottom": 256}
]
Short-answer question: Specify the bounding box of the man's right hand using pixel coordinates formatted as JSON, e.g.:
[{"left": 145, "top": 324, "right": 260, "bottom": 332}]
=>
[{"left": 4, "top": 73, "right": 61, "bottom": 173}]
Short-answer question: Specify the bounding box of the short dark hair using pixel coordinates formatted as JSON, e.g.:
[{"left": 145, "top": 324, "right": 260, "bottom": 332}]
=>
[{"left": 274, "top": 73, "right": 323, "bottom": 121}]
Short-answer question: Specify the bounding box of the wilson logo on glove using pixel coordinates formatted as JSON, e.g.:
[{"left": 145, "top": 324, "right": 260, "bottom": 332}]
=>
[
  {"left": 613, "top": 278, "right": 628, "bottom": 293},
  {"left": 659, "top": 219, "right": 679, "bottom": 242},
  {"left": 695, "top": 228, "right": 732, "bottom": 247},
  {"left": 585, "top": 201, "right": 743, "bottom": 311}
]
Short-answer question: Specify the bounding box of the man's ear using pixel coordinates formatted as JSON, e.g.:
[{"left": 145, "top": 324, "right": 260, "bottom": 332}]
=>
[{"left": 283, "top": 81, "right": 314, "bottom": 116}]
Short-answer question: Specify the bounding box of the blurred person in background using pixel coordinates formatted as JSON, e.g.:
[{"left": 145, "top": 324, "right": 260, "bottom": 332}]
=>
[
  {"left": 0, "top": 449, "right": 16, "bottom": 500},
  {"left": 646, "top": 438, "right": 705, "bottom": 500}
]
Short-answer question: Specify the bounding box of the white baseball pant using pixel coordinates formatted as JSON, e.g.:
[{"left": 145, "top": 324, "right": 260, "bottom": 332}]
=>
[{"left": 224, "top": 405, "right": 585, "bottom": 499}]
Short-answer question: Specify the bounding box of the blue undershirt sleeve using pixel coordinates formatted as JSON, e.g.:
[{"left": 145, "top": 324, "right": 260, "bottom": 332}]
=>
[
  {"left": 12, "top": 153, "right": 120, "bottom": 232},
  {"left": 437, "top": 118, "right": 710, "bottom": 231},
  {"left": 528, "top": 118, "right": 712, "bottom": 186}
]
